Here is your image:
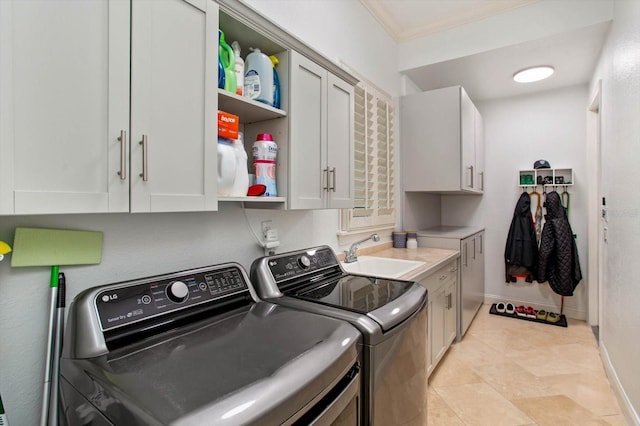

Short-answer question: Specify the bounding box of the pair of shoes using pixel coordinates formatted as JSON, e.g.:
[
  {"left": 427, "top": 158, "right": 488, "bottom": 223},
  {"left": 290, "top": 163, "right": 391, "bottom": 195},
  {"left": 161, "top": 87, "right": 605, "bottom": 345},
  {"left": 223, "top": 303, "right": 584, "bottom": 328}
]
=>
[
  {"left": 525, "top": 306, "right": 537, "bottom": 318},
  {"left": 496, "top": 302, "right": 516, "bottom": 314},
  {"left": 515, "top": 305, "right": 527, "bottom": 317},
  {"left": 547, "top": 312, "right": 560, "bottom": 323},
  {"left": 537, "top": 310, "right": 548, "bottom": 320}
]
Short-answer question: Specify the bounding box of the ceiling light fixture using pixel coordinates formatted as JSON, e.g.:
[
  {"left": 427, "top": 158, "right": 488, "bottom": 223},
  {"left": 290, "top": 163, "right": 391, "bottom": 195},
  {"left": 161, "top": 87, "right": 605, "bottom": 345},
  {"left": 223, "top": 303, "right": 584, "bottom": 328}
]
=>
[{"left": 513, "top": 66, "right": 555, "bottom": 83}]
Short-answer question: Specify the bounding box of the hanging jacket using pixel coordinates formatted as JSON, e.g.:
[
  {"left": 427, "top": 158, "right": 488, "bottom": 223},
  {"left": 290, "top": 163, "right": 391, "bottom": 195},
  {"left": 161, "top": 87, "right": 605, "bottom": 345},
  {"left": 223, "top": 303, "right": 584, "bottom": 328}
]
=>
[
  {"left": 537, "top": 191, "right": 582, "bottom": 296},
  {"left": 505, "top": 192, "right": 538, "bottom": 282}
]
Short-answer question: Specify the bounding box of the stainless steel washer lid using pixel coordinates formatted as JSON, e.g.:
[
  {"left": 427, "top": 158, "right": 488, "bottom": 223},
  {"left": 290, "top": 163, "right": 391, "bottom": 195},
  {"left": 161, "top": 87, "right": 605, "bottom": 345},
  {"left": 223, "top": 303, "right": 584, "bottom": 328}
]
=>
[
  {"left": 250, "top": 246, "right": 427, "bottom": 335},
  {"left": 61, "top": 302, "right": 361, "bottom": 426},
  {"left": 293, "top": 274, "right": 427, "bottom": 332}
]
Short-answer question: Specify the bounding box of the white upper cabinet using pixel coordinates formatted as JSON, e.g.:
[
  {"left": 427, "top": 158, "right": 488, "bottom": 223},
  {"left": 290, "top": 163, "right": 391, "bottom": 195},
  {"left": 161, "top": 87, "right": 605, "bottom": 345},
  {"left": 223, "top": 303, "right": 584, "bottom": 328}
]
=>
[
  {"left": 0, "top": 0, "right": 218, "bottom": 215},
  {"left": 130, "top": 0, "right": 218, "bottom": 212},
  {"left": 287, "top": 52, "right": 354, "bottom": 210},
  {"left": 401, "top": 86, "right": 484, "bottom": 194},
  {"left": 0, "top": 0, "right": 130, "bottom": 214}
]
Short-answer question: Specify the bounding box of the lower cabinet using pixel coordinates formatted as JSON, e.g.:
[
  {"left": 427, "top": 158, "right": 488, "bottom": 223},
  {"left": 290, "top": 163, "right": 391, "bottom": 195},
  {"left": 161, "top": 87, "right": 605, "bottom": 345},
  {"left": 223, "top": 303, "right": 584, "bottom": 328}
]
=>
[{"left": 417, "top": 259, "right": 458, "bottom": 377}]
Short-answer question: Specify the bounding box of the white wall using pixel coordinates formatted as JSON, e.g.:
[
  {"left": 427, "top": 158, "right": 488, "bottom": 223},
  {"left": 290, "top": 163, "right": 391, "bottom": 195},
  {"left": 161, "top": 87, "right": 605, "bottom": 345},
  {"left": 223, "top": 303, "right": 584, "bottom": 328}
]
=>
[
  {"left": 440, "top": 85, "right": 590, "bottom": 319},
  {"left": 0, "top": 2, "right": 399, "bottom": 424},
  {"left": 589, "top": 0, "right": 640, "bottom": 422}
]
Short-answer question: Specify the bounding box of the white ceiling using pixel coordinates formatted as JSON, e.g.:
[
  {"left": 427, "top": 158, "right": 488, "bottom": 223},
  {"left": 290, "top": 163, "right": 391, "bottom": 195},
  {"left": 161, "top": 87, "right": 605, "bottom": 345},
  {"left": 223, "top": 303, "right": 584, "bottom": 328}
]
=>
[{"left": 361, "top": 0, "right": 611, "bottom": 100}]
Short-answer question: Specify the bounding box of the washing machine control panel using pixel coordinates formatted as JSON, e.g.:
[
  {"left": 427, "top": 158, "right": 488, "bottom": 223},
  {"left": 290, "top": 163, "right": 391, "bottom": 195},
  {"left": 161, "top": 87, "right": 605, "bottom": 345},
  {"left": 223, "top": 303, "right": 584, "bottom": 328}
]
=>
[
  {"left": 268, "top": 247, "right": 339, "bottom": 283},
  {"left": 96, "top": 265, "right": 248, "bottom": 331}
]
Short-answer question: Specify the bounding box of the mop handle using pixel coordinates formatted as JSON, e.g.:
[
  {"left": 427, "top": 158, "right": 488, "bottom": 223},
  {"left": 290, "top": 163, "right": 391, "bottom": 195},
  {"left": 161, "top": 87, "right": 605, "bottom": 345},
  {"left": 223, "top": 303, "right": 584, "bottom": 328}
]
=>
[{"left": 40, "top": 266, "right": 59, "bottom": 426}]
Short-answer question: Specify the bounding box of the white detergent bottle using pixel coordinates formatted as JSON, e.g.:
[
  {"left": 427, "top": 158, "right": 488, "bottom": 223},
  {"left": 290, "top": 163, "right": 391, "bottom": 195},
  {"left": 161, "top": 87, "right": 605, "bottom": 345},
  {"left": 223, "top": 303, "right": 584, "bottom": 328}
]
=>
[
  {"left": 231, "top": 41, "right": 244, "bottom": 96},
  {"left": 231, "top": 132, "right": 249, "bottom": 196},
  {"left": 217, "top": 137, "right": 236, "bottom": 196},
  {"left": 244, "top": 48, "right": 274, "bottom": 106}
]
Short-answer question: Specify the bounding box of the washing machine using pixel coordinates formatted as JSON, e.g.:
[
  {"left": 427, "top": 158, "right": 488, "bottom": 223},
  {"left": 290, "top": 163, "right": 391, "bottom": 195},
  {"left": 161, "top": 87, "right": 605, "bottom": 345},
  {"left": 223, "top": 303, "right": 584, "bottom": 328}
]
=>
[
  {"left": 250, "top": 246, "right": 428, "bottom": 425},
  {"left": 59, "top": 262, "right": 362, "bottom": 425}
]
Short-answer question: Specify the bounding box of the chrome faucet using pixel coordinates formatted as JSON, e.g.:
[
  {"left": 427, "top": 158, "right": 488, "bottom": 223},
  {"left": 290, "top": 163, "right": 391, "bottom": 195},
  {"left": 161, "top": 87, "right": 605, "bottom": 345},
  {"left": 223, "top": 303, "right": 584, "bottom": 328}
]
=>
[{"left": 344, "top": 233, "right": 380, "bottom": 263}]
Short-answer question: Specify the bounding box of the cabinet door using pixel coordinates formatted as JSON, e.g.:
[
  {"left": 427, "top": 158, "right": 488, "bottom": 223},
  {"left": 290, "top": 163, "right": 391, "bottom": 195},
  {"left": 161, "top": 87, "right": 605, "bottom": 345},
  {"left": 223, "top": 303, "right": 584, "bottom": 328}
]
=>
[
  {"left": 426, "top": 299, "right": 433, "bottom": 376},
  {"left": 475, "top": 108, "right": 485, "bottom": 192},
  {"left": 0, "top": 0, "right": 130, "bottom": 214},
  {"left": 460, "top": 87, "right": 476, "bottom": 193},
  {"left": 288, "top": 52, "right": 327, "bottom": 210},
  {"left": 400, "top": 86, "right": 461, "bottom": 192},
  {"left": 444, "top": 278, "right": 457, "bottom": 346},
  {"left": 326, "top": 74, "right": 354, "bottom": 209},
  {"left": 432, "top": 287, "right": 446, "bottom": 363},
  {"left": 130, "top": 0, "right": 218, "bottom": 213}
]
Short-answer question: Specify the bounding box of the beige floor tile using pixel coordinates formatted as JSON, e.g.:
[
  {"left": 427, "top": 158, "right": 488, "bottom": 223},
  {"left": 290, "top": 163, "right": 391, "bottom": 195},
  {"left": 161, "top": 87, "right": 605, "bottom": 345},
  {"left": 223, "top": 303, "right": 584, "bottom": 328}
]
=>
[
  {"left": 471, "top": 360, "right": 558, "bottom": 400},
  {"left": 429, "top": 352, "right": 484, "bottom": 388},
  {"left": 427, "top": 388, "right": 466, "bottom": 425},
  {"left": 544, "top": 372, "right": 622, "bottom": 416},
  {"left": 447, "top": 334, "right": 509, "bottom": 367},
  {"left": 435, "top": 383, "right": 535, "bottom": 426},
  {"left": 601, "top": 414, "right": 630, "bottom": 425},
  {"left": 512, "top": 395, "right": 610, "bottom": 425}
]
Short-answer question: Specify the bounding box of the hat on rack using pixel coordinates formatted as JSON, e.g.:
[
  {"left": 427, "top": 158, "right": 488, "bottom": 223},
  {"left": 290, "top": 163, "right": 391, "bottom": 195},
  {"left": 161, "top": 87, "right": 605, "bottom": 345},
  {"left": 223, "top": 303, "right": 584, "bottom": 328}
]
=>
[{"left": 533, "top": 159, "right": 551, "bottom": 169}]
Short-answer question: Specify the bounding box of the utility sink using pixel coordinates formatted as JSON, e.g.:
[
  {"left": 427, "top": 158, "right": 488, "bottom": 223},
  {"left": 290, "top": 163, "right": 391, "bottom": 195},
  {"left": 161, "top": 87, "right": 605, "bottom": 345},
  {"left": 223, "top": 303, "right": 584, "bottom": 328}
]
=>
[{"left": 341, "top": 256, "right": 425, "bottom": 279}]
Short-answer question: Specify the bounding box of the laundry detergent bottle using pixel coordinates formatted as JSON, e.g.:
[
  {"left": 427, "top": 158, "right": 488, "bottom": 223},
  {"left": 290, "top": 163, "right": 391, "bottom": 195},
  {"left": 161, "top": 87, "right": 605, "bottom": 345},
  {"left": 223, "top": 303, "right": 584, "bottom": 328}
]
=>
[
  {"left": 270, "top": 55, "right": 281, "bottom": 109},
  {"left": 217, "top": 137, "right": 236, "bottom": 196},
  {"left": 244, "top": 48, "right": 273, "bottom": 106},
  {"left": 218, "top": 30, "right": 236, "bottom": 94},
  {"left": 231, "top": 41, "right": 244, "bottom": 96},
  {"left": 231, "top": 132, "right": 249, "bottom": 196}
]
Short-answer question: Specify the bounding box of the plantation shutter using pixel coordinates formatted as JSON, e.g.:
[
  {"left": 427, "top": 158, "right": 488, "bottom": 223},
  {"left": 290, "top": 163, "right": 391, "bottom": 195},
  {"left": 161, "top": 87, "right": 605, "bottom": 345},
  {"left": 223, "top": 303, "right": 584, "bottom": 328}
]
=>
[{"left": 343, "top": 80, "right": 395, "bottom": 230}]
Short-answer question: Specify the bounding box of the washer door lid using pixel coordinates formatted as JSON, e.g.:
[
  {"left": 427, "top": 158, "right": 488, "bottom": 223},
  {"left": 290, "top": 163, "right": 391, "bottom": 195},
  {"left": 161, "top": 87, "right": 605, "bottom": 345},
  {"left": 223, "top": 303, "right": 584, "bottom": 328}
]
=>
[{"left": 366, "top": 283, "right": 427, "bottom": 331}]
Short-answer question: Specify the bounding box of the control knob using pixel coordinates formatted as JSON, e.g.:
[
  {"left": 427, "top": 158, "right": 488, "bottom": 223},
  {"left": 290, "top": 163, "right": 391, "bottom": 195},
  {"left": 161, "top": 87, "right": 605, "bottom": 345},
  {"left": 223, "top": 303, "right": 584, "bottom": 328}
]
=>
[
  {"left": 298, "top": 255, "right": 311, "bottom": 269},
  {"left": 167, "top": 281, "right": 189, "bottom": 303}
]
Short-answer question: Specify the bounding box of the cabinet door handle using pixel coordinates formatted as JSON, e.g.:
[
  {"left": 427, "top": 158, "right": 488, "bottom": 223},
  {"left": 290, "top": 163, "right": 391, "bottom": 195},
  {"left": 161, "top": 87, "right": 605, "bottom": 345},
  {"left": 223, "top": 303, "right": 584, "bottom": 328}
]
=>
[
  {"left": 480, "top": 171, "right": 484, "bottom": 190},
  {"left": 448, "top": 293, "right": 453, "bottom": 309},
  {"left": 463, "top": 242, "right": 468, "bottom": 267},
  {"left": 139, "top": 135, "right": 148, "bottom": 182},
  {"left": 117, "top": 130, "right": 127, "bottom": 180},
  {"left": 323, "top": 168, "right": 329, "bottom": 191},
  {"left": 479, "top": 234, "right": 483, "bottom": 254},
  {"left": 473, "top": 237, "right": 476, "bottom": 260},
  {"left": 468, "top": 165, "right": 474, "bottom": 188},
  {"left": 329, "top": 167, "right": 336, "bottom": 192}
]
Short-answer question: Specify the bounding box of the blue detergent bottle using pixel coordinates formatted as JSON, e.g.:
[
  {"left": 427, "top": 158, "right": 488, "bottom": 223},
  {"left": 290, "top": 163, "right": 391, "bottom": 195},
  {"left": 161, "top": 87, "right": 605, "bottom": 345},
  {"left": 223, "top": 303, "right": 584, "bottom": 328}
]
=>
[{"left": 269, "top": 55, "right": 281, "bottom": 109}]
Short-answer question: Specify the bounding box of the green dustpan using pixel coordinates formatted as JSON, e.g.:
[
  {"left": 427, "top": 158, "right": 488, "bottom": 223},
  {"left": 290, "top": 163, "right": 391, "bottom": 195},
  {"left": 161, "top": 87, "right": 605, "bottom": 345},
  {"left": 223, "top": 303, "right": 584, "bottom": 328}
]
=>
[{"left": 11, "top": 227, "right": 103, "bottom": 426}]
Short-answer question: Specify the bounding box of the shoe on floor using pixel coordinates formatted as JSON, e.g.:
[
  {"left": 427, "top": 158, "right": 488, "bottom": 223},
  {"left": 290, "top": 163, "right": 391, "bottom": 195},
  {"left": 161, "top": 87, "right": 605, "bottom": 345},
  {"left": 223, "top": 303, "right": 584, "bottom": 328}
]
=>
[
  {"left": 537, "top": 309, "right": 548, "bottom": 320},
  {"left": 496, "top": 302, "right": 506, "bottom": 313},
  {"left": 547, "top": 312, "right": 560, "bottom": 323},
  {"left": 505, "top": 303, "right": 515, "bottom": 314}
]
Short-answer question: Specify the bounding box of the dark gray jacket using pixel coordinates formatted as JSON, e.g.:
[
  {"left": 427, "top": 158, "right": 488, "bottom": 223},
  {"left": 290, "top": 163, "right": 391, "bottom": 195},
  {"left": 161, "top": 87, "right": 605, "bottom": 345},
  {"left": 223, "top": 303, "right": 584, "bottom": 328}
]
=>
[{"left": 505, "top": 192, "right": 538, "bottom": 282}]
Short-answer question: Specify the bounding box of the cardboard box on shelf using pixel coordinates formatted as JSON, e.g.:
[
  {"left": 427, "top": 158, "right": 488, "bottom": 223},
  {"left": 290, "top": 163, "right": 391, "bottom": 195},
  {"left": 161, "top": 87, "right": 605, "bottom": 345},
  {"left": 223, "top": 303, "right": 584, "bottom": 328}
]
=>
[{"left": 218, "top": 110, "right": 239, "bottom": 140}]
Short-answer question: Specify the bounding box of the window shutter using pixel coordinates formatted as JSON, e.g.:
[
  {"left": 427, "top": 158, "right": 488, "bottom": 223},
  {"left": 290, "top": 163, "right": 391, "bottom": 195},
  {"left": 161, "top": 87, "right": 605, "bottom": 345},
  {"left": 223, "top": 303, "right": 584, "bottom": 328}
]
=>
[{"left": 343, "top": 80, "right": 395, "bottom": 230}]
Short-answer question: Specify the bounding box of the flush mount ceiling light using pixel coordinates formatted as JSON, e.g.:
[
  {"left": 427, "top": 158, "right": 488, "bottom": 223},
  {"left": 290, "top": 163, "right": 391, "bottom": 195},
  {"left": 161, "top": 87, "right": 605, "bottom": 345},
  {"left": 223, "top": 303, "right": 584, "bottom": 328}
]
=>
[{"left": 513, "top": 66, "right": 555, "bottom": 83}]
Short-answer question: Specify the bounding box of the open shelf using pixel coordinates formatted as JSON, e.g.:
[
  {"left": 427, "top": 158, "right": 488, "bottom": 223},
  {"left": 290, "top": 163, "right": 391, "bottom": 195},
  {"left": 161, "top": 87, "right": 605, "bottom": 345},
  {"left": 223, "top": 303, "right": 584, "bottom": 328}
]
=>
[
  {"left": 218, "top": 89, "right": 287, "bottom": 124},
  {"left": 519, "top": 168, "right": 573, "bottom": 188},
  {"left": 218, "top": 196, "right": 286, "bottom": 209}
]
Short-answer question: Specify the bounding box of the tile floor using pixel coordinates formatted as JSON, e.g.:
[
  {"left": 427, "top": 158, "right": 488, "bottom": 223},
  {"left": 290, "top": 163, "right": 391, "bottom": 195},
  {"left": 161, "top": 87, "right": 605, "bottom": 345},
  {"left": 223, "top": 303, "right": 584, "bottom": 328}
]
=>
[{"left": 427, "top": 304, "right": 627, "bottom": 425}]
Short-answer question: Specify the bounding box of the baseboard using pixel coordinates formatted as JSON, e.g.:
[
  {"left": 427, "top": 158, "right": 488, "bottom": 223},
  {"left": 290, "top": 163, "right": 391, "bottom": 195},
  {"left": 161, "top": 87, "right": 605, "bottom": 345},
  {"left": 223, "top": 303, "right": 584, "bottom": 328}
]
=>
[
  {"left": 484, "top": 294, "right": 587, "bottom": 321},
  {"left": 600, "top": 342, "right": 640, "bottom": 425}
]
